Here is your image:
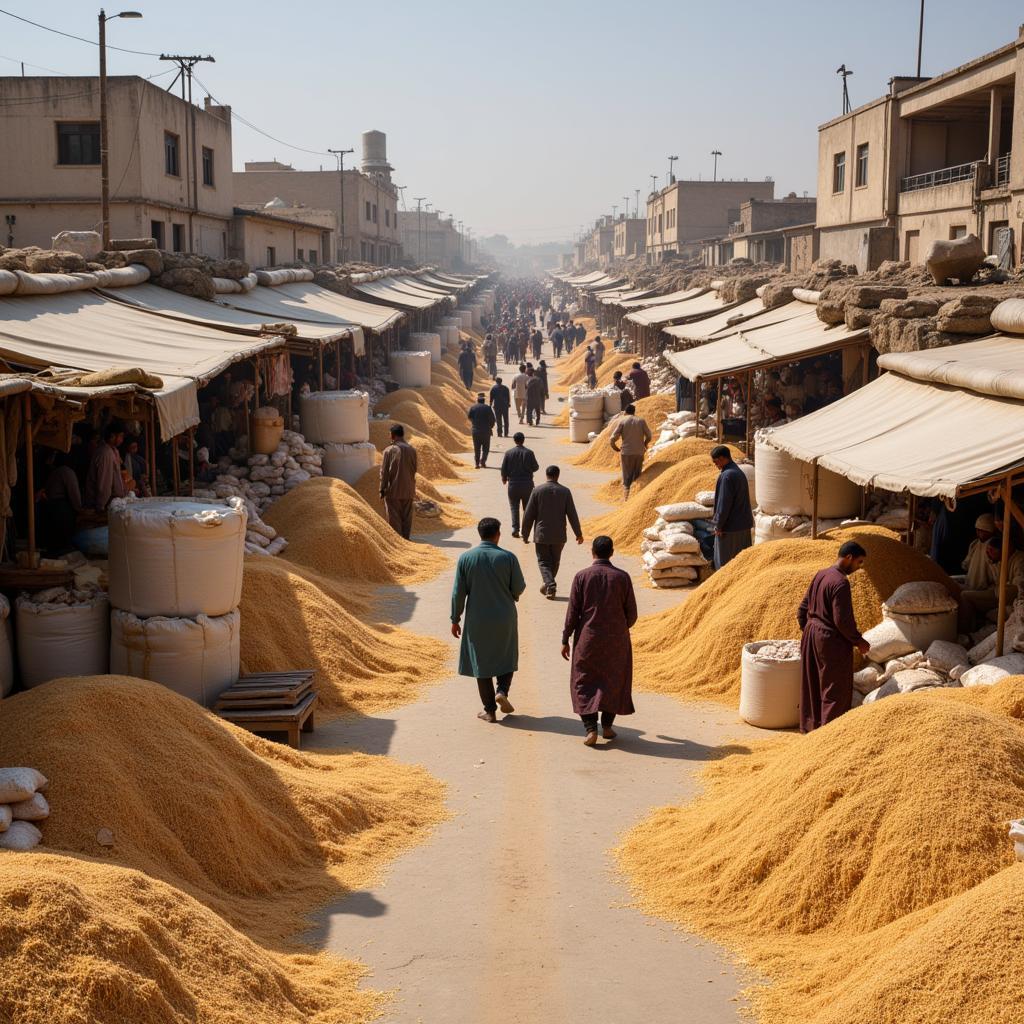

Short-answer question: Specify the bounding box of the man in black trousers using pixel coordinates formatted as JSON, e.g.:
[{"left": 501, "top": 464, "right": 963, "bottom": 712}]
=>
[
  {"left": 467, "top": 393, "right": 496, "bottom": 468},
  {"left": 489, "top": 376, "right": 511, "bottom": 438},
  {"left": 521, "top": 465, "right": 584, "bottom": 599},
  {"left": 500, "top": 432, "right": 539, "bottom": 538}
]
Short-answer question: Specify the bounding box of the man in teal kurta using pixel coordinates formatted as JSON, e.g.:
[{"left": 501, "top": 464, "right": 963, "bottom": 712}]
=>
[{"left": 451, "top": 517, "right": 527, "bottom": 722}]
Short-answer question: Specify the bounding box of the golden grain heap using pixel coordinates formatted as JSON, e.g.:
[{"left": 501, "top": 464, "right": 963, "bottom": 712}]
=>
[
  {"left": 571, "top": 393, "right": 677, "bottom": 471},
  {"left": 632, "top": 527, "right": 955, "bottom": 703},
  {"left": 617, "top": 678, "right": 1024, "bottom": 1024}
]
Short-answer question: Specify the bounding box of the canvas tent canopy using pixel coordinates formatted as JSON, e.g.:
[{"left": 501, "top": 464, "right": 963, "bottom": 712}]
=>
[
  {"left": 664, "top": 298, "right": 807, "bottom": 344},
  {"left": 624, "top": 289, "right": 731, "bottom": 328},
  {"left": 666, "top": 310, "right": 869, "bottom": 381},
  {"left": 224, "top": 282, "right": 397, "bottom": 338},
  {"left": 575, "top": 274, "right": 623, "bottom": 291},
  {"left": 353, "top": 278, "right": 441, "bottom": 310},
  {"left": 0, "top": 290, "right": 285, "bottom": 439},
  {"left": 598, "top": 287, "right": 656, "bottom": 305},
  {"left": 762, "top": 334, "right": 1024, "bottom": 500},
  {"left": 617, "top": 286, "right": 706, "bottom": 312}
]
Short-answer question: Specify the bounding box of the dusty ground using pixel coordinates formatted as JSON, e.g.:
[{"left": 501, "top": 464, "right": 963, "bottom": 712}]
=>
[{"left": 308, "top": 351, "right": 763, "bottom": 1024}]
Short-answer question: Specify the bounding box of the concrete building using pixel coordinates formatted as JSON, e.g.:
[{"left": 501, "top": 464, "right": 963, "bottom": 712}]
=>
[
  {"left": 646, "top": 178, "right": 775, "bottom": 263},
  {"left": 0, "top": 75, "right": 234, "bottom": 256},
  {"left": 232, "top": 131, "right": 402, "bottom": 265},
  {"left": 816, "top": 28, "right": 1022, "bottom": 270},
  {"left": 582, "top": 216, "right": 616, "bottom": 266},
  {"left": 229, "top": 204, "right": 333, "bottom": 268},
  {"left": 703, "top": 194, "right": 817, "bottom": 266},
  {"left": 613, "top": 216, "right": 646, "bottom": 259},
  {"left": 398, "top": 210, "right": 465, "bottom": 270}
]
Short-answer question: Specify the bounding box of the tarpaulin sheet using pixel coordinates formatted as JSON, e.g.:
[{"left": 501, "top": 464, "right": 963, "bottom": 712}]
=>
[
  {"left": 354, "top": 278, "right": 439, "bottom": 310},
  {"left": 625, "top": 290, "right": 731, "bottom": 328},
  {"left": 617, "top": 286, "right": 706, "bottom": 311},
  {"left": 665, "top": 299, "right": 806, "bottom": 343}
]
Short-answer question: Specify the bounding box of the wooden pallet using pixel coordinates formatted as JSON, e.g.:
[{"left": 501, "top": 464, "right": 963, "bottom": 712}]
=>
[{"left": 215, "top": 671, "right": 317, "bottom": 748}]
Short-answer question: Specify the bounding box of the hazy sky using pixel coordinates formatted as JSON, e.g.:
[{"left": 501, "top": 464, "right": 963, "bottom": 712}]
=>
[{"left": 1, "top": 1, "right": 1019, "bottom": 245}]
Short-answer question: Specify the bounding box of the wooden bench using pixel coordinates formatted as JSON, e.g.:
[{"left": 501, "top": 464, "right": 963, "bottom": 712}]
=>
[{"left": 215, "top": 671, "right": 317, "bottom": 748}]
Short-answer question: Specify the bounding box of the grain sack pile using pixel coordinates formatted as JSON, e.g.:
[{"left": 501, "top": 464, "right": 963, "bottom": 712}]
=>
[
  {"left": 15, "top": 587, "right": 109, "bottom": 687},
  {"left": 640, "top": 505, "right": 710, "bottom": 589},
  {"left": 0, "top": 676, "right": 447, "bottom": 940},
  {"left": 632, "top": 528, "right": 955, "bottom": 704},
  {"left": 647, "top": 409, "right": 718, "bottom": 457},
  {"left": 264, "top": 477, "right": 447, "bottom": 584},
  {"left": 0, "top": 766, "right": 49, "bottom": 852},
  {"left": 571, "top": 394, "right": 676, "bottom": 470},
  {"left": 241, "top": 559, "right": 446, "bottom": 714},
  {"left": 616, "top": 679, "right": 1024, "bottom": 1024},
  {"left": 587, "top": 447, "right": 742, "bottom": 554}
]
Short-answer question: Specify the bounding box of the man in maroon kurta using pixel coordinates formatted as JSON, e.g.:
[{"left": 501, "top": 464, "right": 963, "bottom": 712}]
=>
[
  {"left": 561, "top": 535, "right": 638, "bottom": 746},
  {"left": 797, "top": 540, "right": 870, "bottom": 733}
]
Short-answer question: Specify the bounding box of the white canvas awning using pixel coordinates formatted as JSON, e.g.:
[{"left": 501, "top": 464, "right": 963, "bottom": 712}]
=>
[
  {"left": 354, "top": 278, "right": 439, "bottom": 310},
  {"left": 625, "top": 290, "right": 731, "bottom": 328},
  {"left": 225, "top": 282, "right": 399, "bottom": 338},
  {"left": 666, "top": 310, "right": 868, "bottom": 380},
  {"left": 618, "top": 286, "right": 705, "bottom": 312},
  {"left": 598, "top": 287, "right": 656, "bottom": 305},
  {"left": 0, "top": 290, "right": 285, "bottom": 439},
  {"left": 665, "top": 298, "right": 807, "bottom": 344},
  {"left": 563, "top": 270, "right": 606, "bottom": 285},
  {"left": 390, "top": 275, "right": 454, "bottom": 300},
  {"left": 577, "top": 274, "right": 623, "bottom": 291},
  {"left": 419, "top": 272, "right": 469, "bottom": 292},
  {"left": 99, "top": 283, "right": 362, "bottom": 352}
]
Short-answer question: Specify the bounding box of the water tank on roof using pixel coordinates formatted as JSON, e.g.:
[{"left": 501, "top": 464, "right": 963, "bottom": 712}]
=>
[
  {"left": 264, "top": 196, "right": 287, "bottom": 209},
  {"left": 362, "top": 130, "right": 389, "bottom": 178}
]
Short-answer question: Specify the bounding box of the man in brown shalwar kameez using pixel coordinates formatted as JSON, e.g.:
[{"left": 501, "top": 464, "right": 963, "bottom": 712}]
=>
[
  {"left": 561, "top": 535, "right": 638, "bottom": 747},
  {"left": 797, "top": 540, "right": 871, "bottom": 734},
  {"left": 379, "top": 424, "right": 418, "bottom": 540}
]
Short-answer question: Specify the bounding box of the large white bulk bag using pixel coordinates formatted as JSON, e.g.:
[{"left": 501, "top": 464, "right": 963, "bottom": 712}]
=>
[
  {"left": 299, "top": 390, "right": 369, "bottom": 444},
  {"left": 110, "top": 609, "right": 240, "bottom": 707},
  {"left": 108, "top": 497, "right": 245, "bottom": 618},
  {"left": 754, "top": 439, "right": 859, "bottom": 518},
  {"left": 408, "top": 332, "right": 442, "bottom": 363},
  {"left": 569, "top": 413, "right": 603, "bottom": 443},
  {"left": 0, "top": 595, "right": 13, "bottom": 697},
  {"left": 455, "top": 309, "right": 474, "bottom": 329},
  {"left": 390, "top": 351, "right": 432, "bottom": 388},
  {"left": 603, "top": 392, "right": 624, "bottom": 419},
  {"left": 16, "top": 594, "right": 110, "bottom": 688},
  {"left": 739, "top": 461, "right": 756, "bottom": 507},
  {"left": 754, "top": 511, "right": 796, "bottom": 545},
  {"left": 569, "top": 391, "right": 605, "bottom": 418},
  {"left": 740, "top": 641, "right": 801, "bottom": 729},
  {"left": 441, "top": 325, "right": 461, "bottom": 348},
  {"left": 321, "top": 441, "right": 377, "bottom": 485},
  {"left": 991, "top": 298, "right": 1024, "bottom": 335}
]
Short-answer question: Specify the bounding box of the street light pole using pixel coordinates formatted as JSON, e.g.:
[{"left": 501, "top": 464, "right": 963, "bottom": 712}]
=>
[
  {"left": 328, "top": 147, "right": 354, "bottom": 263},
  {"left": 916, "top": 0, "right": 925, "bottom": 77},
  {"left": 711, "top": 149, "right": 722, "bottom": 182},
  {"left": 667, "top": 155, "right": 679, "bottom": 183},
  {"left": 99, "top": 9, "right": 142, "bottom": 249},
  {"left": 414, "top": 197, "right": 426, "bottom": 264}
]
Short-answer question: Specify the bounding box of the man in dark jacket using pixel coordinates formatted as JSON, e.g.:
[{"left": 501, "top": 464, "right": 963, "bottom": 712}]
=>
[
  {"left": 458, "top": 344, "right": 476, "bottom": 390},
  {"left": 489, "top": 376, "right": 511, "bottom": 438},
  {"left": 626, "top": 362, "right": 651, "bottom": 400},
  {"left": 525, "top": 369, "right": 545, "bottom": 426},
  {"left": 500, "top": 432, "right": 539, "bottom": 537},
  {"left": 521, "top": 465, "right": 584, "bottom": 598},
  {"left": 467, "top": 394, "right": 496, "bottom": 468},
  {"left": 709, "top": 444, "right": 754, "bottom": 570},
  {"left": 551, "top": 326, "right": 564, "bottom": 358}
]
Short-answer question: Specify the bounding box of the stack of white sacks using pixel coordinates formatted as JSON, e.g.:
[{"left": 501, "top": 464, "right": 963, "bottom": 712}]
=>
[
  {"left": 640, "top": 501, "right": 711, "bottom": 588},
  {"left": 299, "top": 390, "right": 375, "bottom": 486},
  {"left": 567, "top": 390, "right": 604, "bottom": 443},
  {"left": 0, "top": 767, "right": 49, "bottom": 852},
  {"left": 107, "top": 496, "right": 245, "bottom": 708},
  {"left": 647, "top": 409, "right": 718, "bottom": 457},
  {"left": 854, "top": 581, "right": 1024, "bottom": 705}
]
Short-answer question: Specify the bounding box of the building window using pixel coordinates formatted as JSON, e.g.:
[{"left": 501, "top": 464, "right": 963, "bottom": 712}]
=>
[
  {"left": 172, "top": 223, "right": 185, "bottom": 252},
  {"left": 309, "top": 249, "right": 317, "bottom": 265},
  {"left": 150, "top": 220, "right": 165, "bottom": 249},
  {"left": 384, "top": 209, "right": 390, "bottom": 227},
  {"left": 372, "top": 204, "right": 378, "bottom": 224},
  {"left": 950, "top": 225, "right": 967, "bottom": 239},
  {"left": 202, "top": 146, "right": 214, "bottom": 186},
  {"left": 365, "top": 201, "right": 372, "bottom": 222},
  {"left": 266, "top": 246, "right": 276, "bottom": 267},
  {"left": 165, "top": 132, "right": 180, "bottom": 176},
  {"left": 361, "top": 241, "right": 367, "bottom": 260},
  {"left": 855, "top": 143, "right": 869, "bottom": 188},
  {"left": 833, "top": 151, "right": 846, "bottom": 193},
  {"left": 297, "top": 248, "right": 304, "bottom": 262},
  {"left": 56, "top": 122, "right": 100, "bottom": 165}
]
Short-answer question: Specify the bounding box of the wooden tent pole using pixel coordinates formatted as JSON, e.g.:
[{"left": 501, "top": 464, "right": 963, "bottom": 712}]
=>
[
  {"left": 811, "top": 459, "right": 820, "bottom": 540},
  {"left": 318, "top": 345, "right": 324, "bottom": 391},
  {"left": 907, "top": 494, "right": 917, "bottom": 546},
  {"left": 996, "top": 477, "right": 1013, "bottom": 656},
  {"left": 745, "top": 370, "right": 753, "bottom": 454},
  {"left": 715, "top": 376, "right": 723, "bottom": 443},
  {"left": 187, "top": 427, "right": 195, "bottom": 496},
  {"left": 171, "top": 435, "right": 180, "bottom": 496},
  {"left": 23, "top": 393, "right": 35, "bottom": 564},
  {"left": 148, "top": 404, "right": 157, "bottom": 493}
]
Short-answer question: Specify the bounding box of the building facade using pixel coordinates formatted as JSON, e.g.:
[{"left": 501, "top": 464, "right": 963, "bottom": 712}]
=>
[
  {"left": 232, "top": 131, "right": 402, "bottom": 265},
  {"left": 398, "top": 210, "right": 465, "bottom": 270},
  {"left": 0, "top": 75, "right": 233, "bottom": 256},
  {"left": 646, "top": 178, "right": 775, "bottom": 262},
  {"left": 229, "top": 206, "right": 333, "bottom": 269},
  {"left": 613, "top": 216, "right": 646, "bottom": 259},
  {"left": 816, "top": 29, "right": 1021, "bottom": 270},
  {"left": 703, "top": 194, "right": 818, "bottom": 266}
]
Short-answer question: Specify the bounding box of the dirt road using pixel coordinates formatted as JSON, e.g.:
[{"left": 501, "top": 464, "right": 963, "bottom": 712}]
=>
[{"left": 311, "top": 357, "right": 760, "bottom": 1023}]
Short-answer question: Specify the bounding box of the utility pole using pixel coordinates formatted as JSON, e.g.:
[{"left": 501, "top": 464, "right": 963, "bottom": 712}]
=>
[
  {"left": 612, "top": 204, "right": 618, "bottom": 221},
  {"left": 667, "top": 155, "right": 679, "bottom": 184},
  {"left": 649, "top": 174, "right": 658, "bottom": 194},
  {"left": 99, "top": 9, "right": 143, "bottom": 249},
  {"left": 160, "top": 52, "right": 216, "bottom": 253},
  {"left": 916, "top": 0, "right": 925, "bottom": 77},
  {"left": 414, "top": 197, "right": 426, "bottom": 264},
  {"left": 328, "top": 147, "right": 354, "bottom": 263},
  {"left": 711, "top": 149, "right": 722, "bottom": 182},
  {"left": 634, "top": 188, "right": 640, "bottom": 219},
  {"left": 458, "top": 220, "right": 463, "bottom": 267},
  {"left": 837, "top": 64, "right": 853, "bottom": 115}
]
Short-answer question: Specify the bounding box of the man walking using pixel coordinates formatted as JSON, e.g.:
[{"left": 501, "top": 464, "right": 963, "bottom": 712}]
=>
[
  {"left": 467, "top": 393, "right": 496, "bottom": 468},
  {"left": 561, "top": 535, "right": 637, "bottom": 747},
  {"left": 379, "top": 424, "right": 418, "bottom": 539},
  {"left": 522, "top": 465, "right": 584, "bottom": 598},
  {"left": 482, "top": 333, "right": 498, "bottom": 378},
  {"left": 489, "top": 376, "right": 511, "bottom": 438},
  {"left": 500, "top": 432, "right": 539, "bottom": 538},
  {"left": 609, "top": 404, "right": 652, "bottom": 498},
  {"left": 552, "top": 324, "right": 564, "bottom": 358},
  {"left": 525, "top": 367, "right": 545, "bottom": 426},
  {"left": 512, "top": 363, "right": 529, "bottom": 424},
  {"left": 458, "top": 343, "right": 476, "bottom": 390},
  {"left": 709, "top": 444, "right": 754, "bottom": 569},
  {"left": 574, "top": 321, "right": 586, "bottom": 352},
  {"left": 451, "top": 517, "right": 527, "bottom": 722},
  {"left": 797, "top": 541, "right": 870, "bottom": 733},
  {"left": 627, "top": 361, "right": 651, "bottom": 400},
  {"left": 584, "top": 346, "right": 597, "bottom": 389},
  {"left": 593, "top": 334, "right": 606, "bottom": 367},
  {"left": 531, "top": 328, "right": 543, "bottom": 361}
]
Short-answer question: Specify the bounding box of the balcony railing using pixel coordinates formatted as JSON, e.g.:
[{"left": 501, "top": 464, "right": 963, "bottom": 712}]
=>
[
  {"left": 995, "top": 153, "right": 1011, "bottom": 188},
  {"left": 899, "top": 161, "right": 978, "bottom": 194}
]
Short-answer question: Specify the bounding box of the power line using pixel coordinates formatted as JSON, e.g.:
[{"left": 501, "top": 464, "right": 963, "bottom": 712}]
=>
[
  {"left": 0, "top": 52, "right": 69, "bottom": 76},
  {"left": 0, "top": 7, "right": 162, "bottom": 57}
]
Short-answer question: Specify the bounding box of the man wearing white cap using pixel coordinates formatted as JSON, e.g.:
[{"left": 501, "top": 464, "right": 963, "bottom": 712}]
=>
[{"left": 962, "top": 513, "right": 996, "bottom": 590}]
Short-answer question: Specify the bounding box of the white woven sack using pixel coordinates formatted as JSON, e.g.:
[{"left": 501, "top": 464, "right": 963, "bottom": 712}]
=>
[
  {"left": 664, "top": 533, "right": 700, "bottom": 555},
  {"left": 299, "top": 390, "right": 369, "bottom": 444},
  {"left": 108, "top": 497, "right": 245, "bottom": 618},
  {"left": 960, "top": 653, "right": 1024, "bottom": 688},
  {"left": 648, "top": 549, "right": 704, "bottom": 568},
  {"left": 321, "top": 442, "right": 376, "bottom": 485},
  {"left": 695, "top": 490, "right": 716, "bottom": 507},
  {"left": 16, "top": 593, "right": 109, "bottom": 687},
  {"left": 660, "top": 520, "right": 695, "bottom": 536},
  {"left": 656, "top": 501, "right": 709, "bottom": 522},
  {"left": 883, "top": 581, "right": 957, "bottom": 615},
  {"left": 650, "top": 565, "right": 698, "bottom": 580},
  {"left": 0, "top": 805, "right": 9, "bottom": 832},
  {"left": 110, "top": 609, "right": 240, "bottom": 708},
  {"left": 863, "top": 619, "right": 918, "bottom": 663},
  {"left": 649, "top": 576, "right": 692, "bottom": 589},
  {"left": 925, "top": 640, "right": 970, "bottom": 675},
  {"left": 0, "top": 767, "right": 48, "bottom": 804},
  {"left": 853, "top": 665, "right": 880, "bottom": 695},
  {"left": 891, "top": 668, "right": 945, "bottom": 693},
  {"left": 0, "top": 821, "right": 42, "bottom": 852},
  {"left": 9, "top": 792, "right": 49, "bottom": 821},
  {"left": 884, "top": 609, "right": 958, "bottom": 653}
]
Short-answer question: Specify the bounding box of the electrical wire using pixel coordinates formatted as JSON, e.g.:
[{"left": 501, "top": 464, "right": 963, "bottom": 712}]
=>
[
  {"left": 0, "top": 7, "right": 162, "bottom": 57},
  {"left": 0, "top": 66, "right": 175, "bottom": 106},
  {"left": 0, "top": 52, "right": 69, "bottom": 75}
]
